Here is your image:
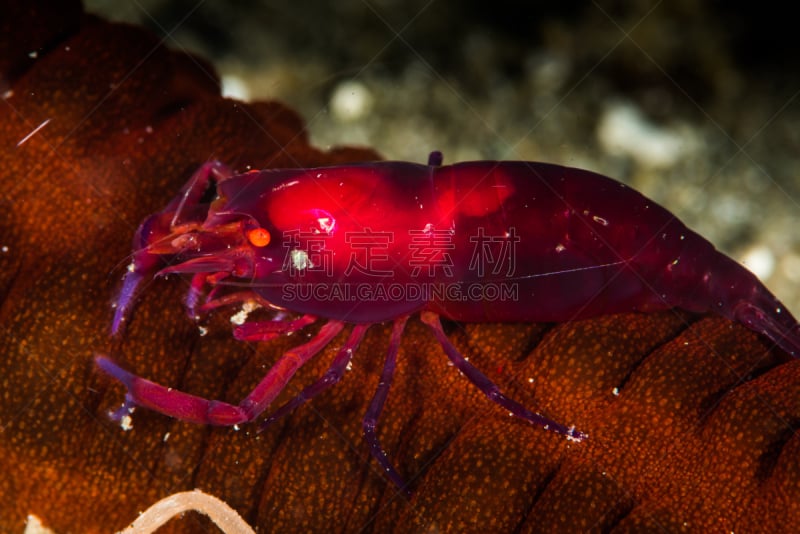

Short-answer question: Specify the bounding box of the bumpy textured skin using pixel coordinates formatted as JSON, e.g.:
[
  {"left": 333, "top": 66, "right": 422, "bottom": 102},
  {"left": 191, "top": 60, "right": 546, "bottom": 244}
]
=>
[{"left": 1, "top": 3, "right": 799, "bottom": 533}]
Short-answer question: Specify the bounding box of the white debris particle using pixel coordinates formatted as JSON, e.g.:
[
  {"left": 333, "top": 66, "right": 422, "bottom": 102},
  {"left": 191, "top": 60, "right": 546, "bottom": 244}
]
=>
[
  {"left": 163, "top": 432, "right": 171, "bottom": 442},
  {"left": 565, "top": 426, "right": 584, "bottom": 442},
  {"left": 233, "top": 424, "right": 240, "bottom": 431},
  {"left": 527, "top": 377, "right": 534, "bottom": 383},
  {"left": 198, "top": 326, "right": 208, "bottom": 336},
  {"left": 330, "top": 80, "right": 373, "bottom": 121},
  {"left": 24, "top": 514, "right": 55, "bottom": 534},
  {"left": 28, "top": 50, "right": 38, "bottom": 58},
  {"left": 1, "top": 245, "right": 8, "bottom": 253},
  {"left": 120, "top": 414, "right": 134, "bottom": 431},
  {"left": 16, "top": 117, "right": 52, "bottom": 147},
  {"left": 2, "top": 89, "right": 14, "bottom": 99},
  {"left": 127, "top": 262, "right": 135, "bottom": 272},
  {"left": 612, "top": 387, "right": 619, "bottom": 396},
  {"left": 346, "top": 361, "right": 353, "bottom": 371}
]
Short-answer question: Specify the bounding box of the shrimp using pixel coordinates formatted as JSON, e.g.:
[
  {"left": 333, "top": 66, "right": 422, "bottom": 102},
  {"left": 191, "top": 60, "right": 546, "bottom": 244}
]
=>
[{"left": 96, "top": 152, "right": 800, "bottom": 494}]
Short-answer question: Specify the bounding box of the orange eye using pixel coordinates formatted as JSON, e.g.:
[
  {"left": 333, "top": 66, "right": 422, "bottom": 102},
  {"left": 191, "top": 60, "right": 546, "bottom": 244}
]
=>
[{"left": 247, "top": 227, "right": 271, "bottom": 247}]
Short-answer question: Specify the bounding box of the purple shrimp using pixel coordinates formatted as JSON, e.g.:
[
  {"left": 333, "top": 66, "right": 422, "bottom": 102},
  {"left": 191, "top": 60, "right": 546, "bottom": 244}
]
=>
[{"left": 96, "top": 152, "right": 800, "bottom": 494}]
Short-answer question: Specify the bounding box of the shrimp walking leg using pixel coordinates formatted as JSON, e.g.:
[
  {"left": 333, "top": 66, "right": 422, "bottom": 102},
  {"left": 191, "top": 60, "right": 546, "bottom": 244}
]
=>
[
  {"left": 234, "top": 314, "right": 317, "bottom": 342},
  {"left": 420, "top": 312, "right": 587, "bottom": 441},
  {"left": 362, "top": 316, "right": 411, "bottom": 496},
  {"left": 95, "top": 320, "right": 344, "bottom": 426},
  {"left": 259, "top": 324, "right": 369, "bottom": 428}
]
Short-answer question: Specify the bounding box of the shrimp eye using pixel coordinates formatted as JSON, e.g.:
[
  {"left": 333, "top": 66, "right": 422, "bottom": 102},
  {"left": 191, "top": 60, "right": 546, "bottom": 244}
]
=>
[{"left": 247, "top": 227, "right": 271, "bottom": 247}]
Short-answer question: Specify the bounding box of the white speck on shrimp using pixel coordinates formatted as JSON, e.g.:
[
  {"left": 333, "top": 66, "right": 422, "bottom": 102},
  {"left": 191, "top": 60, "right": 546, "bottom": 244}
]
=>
[
  {"left": 230, "top": 301, "right": 260, "bottom": 325},
  {"left": 126, "top": 262, "right": 135, "bottom": 272},
  {"left": 291, "top": 249, "right": 313, "bottom": 271},
  {"left": 612, "top": 387, "right": 619, "bottom": 396},
  {"left": 317, "top": 216, "right": 336, "bottom": 234},
  {"left": 1, "top": 245, "right": 8, "bottom": 253},
  {"left": 346, "top": 361, "right": 353, "bottom": 371},
  {"left": 163, "top": 432, "right": 171, "bottom": 442},
  {"left": 198, "top": 326, "right": 208, "bottom": 336}
]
